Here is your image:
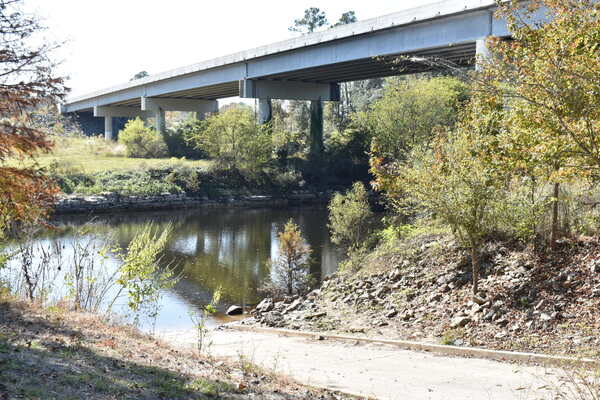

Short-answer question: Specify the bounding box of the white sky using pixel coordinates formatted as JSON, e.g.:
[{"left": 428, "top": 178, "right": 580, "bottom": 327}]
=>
[{"left": 26, "top": 0, "right": 440, "bottom": 100}]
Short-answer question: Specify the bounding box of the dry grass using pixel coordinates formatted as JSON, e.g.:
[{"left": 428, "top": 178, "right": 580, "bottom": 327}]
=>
[
  {"left": 6, "top": 135, "right": 211, "bottom": 174},
  {"left": 0, "top": 296, "right": 350, "bottom": 400}
]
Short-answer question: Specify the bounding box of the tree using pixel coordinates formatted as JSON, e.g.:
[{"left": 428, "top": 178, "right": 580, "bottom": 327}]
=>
[
  {"left": 118, "top": 118, "right": 168, "bottom": 158},
  {"left": 191, "top": 107, "right": 272, "bottom": 174},
  {"left": 365, "top": 76, "right": 468, "bottom": 162},
  {"left": 289, "top": 7, "right": 328, "bottom": 33},
  {"left": 475, "top": 0, "right": 600, "bottom": 246},
  {"left": 371, "top": 107, "right": 507, "bottom": 297},
  {"left": 332, "top": 11, "right": 357, "bottom": 27},
  {"left": 130, "top": 71, "right": 149, "bottom": 81},
  {"left": 271, "top": 219, "right": 312, "bottom": 295},
  {"left": 0, "top": 0, "right": 66, "bottom": 235},
  {"left": 328, "top": 182, "right": 373, "bottom": 251}
]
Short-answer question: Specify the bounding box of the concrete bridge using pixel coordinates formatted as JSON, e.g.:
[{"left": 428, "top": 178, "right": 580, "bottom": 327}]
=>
[{"left": 59, "top": 0, "right": 528, "bottom": 142}]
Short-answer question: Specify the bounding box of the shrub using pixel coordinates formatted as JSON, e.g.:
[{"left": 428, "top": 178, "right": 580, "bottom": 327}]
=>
[
  {"left": 328, "top": 182, "right": 374, "bottom": 251},
  {"left": 164, "top": 119, "right": 207, "bottom": 159},
  {"left": 189, "top": 107, "right": 272, "bottom": 175},
  {"left": 118, "top": 118, "right": 168, "bottom": 158}
]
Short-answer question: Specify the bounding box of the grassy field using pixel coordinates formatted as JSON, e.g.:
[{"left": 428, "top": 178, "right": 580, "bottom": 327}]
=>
[{"left": 9, "top": 136, "right": 211, "bottom": 174}]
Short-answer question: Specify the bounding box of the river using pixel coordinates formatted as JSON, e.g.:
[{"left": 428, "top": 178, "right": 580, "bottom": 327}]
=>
[{"left": 2, "top": 206, "right": 340, "bottom": 333}]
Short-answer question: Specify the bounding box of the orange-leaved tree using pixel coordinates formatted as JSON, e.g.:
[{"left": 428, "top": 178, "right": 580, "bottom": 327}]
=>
[{"left": 0, "top": 0, "right": 66, "bottom": 234}]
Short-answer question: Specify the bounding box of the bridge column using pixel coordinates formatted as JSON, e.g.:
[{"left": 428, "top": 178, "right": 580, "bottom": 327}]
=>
[
  {"left": 154, "top": 108, "right": 166, "bottom": 133},
  {"left": 94, "top": 106, "right": 153, "bottom": 141},
  {"left": 309, "top": 100, "right": 324, "bottom": 160},
  {"left": 258, "top": 98, "right": 272, "bottom": 124},
  {"left": 104, "top": 115, "right": 114, "bottom": 141}
]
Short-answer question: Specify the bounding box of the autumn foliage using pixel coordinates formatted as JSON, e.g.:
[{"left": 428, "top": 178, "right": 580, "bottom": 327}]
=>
[{"left": 0, "top": 0, "right": 66, "bottom": 233}]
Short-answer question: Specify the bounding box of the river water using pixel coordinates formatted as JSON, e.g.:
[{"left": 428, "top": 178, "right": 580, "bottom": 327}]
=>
[{"left": 3, "top": 207, "right": 340, "bottom": 333}]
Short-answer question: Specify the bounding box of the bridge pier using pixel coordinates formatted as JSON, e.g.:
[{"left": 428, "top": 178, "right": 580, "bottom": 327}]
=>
[
  {"left": 94, "top": 106, "right": 152, "bottom": 141},
  {"left": 309, "top": 100, "right": 324, "bottom": 160},
  {"left": 258, "top": 99, "right": 272, "bottom": 124},
  {"left": 239, "top": 79, "right": 340, "bottom": 158}
]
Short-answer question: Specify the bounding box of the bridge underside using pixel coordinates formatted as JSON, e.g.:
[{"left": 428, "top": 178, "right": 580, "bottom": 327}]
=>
[{"left": 83, "top": 43, "right": 476, "bottom": 110}]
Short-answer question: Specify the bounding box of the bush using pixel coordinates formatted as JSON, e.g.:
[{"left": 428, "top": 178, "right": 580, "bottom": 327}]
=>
[
  {"left": 328, "top": 182, "right": 374, "bottom": 251},
  {"left": 189, "top": 107, "right": 272, "bottom": 175},
  {"left": 118, "top": 118, "right": 168, "bottom": 158},
  {"left": 164, "top": 119, "right": 207, "bottom": 159}
]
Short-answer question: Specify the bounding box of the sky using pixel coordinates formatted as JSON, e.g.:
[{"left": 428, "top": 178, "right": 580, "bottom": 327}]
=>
[{"left": 26, "top": 0, "right": 441, "bottom": 100}]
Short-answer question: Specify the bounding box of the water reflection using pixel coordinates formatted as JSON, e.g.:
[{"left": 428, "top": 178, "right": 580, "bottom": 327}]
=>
[{"left": 51, "top": 207, "right": 340, "bottom": 331}]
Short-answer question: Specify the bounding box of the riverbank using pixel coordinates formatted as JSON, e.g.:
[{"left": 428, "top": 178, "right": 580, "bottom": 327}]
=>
[
  {"left": 54, "top": 191, "right": 330, "bottom": 214},
  {"left": 0, "top": 296, "right": 351, "bottom": 400},
  {"left": 247, "top": 232, "right": 600, "bottom": 360}
]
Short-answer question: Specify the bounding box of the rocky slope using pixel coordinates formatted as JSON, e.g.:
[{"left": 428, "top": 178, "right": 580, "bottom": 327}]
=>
[{"left": 247, "top": 235, "right": 600, "bottom": 358}]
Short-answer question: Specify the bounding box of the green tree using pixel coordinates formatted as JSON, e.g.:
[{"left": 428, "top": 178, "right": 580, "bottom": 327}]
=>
[
  {"left": 372, "top": 112, "right": 506, "bottom": 297},
  {"left": 332, "top": 11, "right": 357, "bottom": 27},
  {"left": 328, "top": 182, "right": 373, "bottom": 251},
  {"left": 191, "top": 107, "right": 272, "bottom": 174},
  {"left": 118, "top": 118, "right": 168, "bottom": 158},
  {"left": 130, "top": 71, "right": 149, "bottom": 81},
  {"left": 475, "top": 0, "right": 600, "bottom": 246},
  {"left": 289, "top": 7, "right": 328, "bottom": 33},
  {"left": 365, "top": 76, "right": 468, "bottom": 162}
]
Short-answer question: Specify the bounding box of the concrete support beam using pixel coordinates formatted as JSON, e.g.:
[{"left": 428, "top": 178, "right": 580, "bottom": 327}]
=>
[
  {"left": 155, "top": 109, "right": 166, "bottom": 133},
  {"left": 309, "top": 100, "right": 324, "bottom": 161},
  {"left": 142, "top": 97, "right": 218, "bottom": 113},
  {"left": 104, "top": 115, "right": 113, "bottom": 141},
  {"left": 142, "top": 96, "right": 218, "bottom": 123},
  {"left": 240, "top": 79, "right": 340, "bottom": 101},
  {"left": 258, "top": 99, "right": 272, "bottom": 124},
  {"left": 93, "top": 106, "right": 152, "bottom": 119}
]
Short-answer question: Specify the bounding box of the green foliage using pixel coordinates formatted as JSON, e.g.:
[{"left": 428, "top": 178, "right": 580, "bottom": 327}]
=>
[
  {"left": 190, "top": 107, "right": 272, "bottom": 175},
  {"left": 289, "top": 7, "right": 328, "bottom": 33},
  {"left": 164, "top": 118, "right": 207, "bottom": 159},
  {"left": 116, "top": 223, "right": 177, "bottom": 318},
  {"left": 189, "top": 287, "right": 221, "bottom": 353},
  {"left": 328, "top": 182, "right": 374, "bottom": 251},
  {"left": 441, "top": 328, "right": 466, "bottom": 346},
  {"left": 118, "top": 118, "right": 168, "bottom": 159},
  {"left": 364, "top": 76, "right": 468, "bottom": 161}
]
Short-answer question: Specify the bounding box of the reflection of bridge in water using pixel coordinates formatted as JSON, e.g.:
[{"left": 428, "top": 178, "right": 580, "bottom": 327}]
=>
[
  {"left": 59, "top": 0, "right": 544, "bottom": 141},
  {"left": 54, "top": 207, "right": 340, "bottom": 311}
]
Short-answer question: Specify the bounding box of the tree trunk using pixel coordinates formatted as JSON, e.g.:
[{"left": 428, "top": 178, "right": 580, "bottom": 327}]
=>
[
  {"left": 470, "top": 244, "right": 480, "bottom": 297},
  {"left": 550, "top": 182, "right": 560, "bottom": 249}
]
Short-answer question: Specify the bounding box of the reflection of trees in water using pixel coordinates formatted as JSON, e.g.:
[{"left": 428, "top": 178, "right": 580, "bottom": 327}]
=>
[{"left": 50, "top": 207, "right": 339, "bottom": 307}]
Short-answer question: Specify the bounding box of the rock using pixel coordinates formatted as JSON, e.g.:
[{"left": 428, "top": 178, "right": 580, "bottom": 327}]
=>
[
  {"left": 226, "top": 305, "right": 243, "bottom": 315},
  {"left": 534, "top": 299, "right": 546, "bottom": 310},
  {"left": 428, "top": 293, "right": 442, "bottom": 303},
  {"left": 540, "top": 313, "right": 553, "bottom": 321},
  {"left": 304, "top": 312, "right": 326, "bottom": 320},
  {"left": 450, "top": 316, "right": 471, "bottom": 328},
  {"left": 284, "top": 299, "right": 302, "bottom": 314},
  {"left": 385, "top": 309, "right": 398, "bottom": 318},
  {"left": 255, "top": 298, "right": 274, "bottom": 313}
]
